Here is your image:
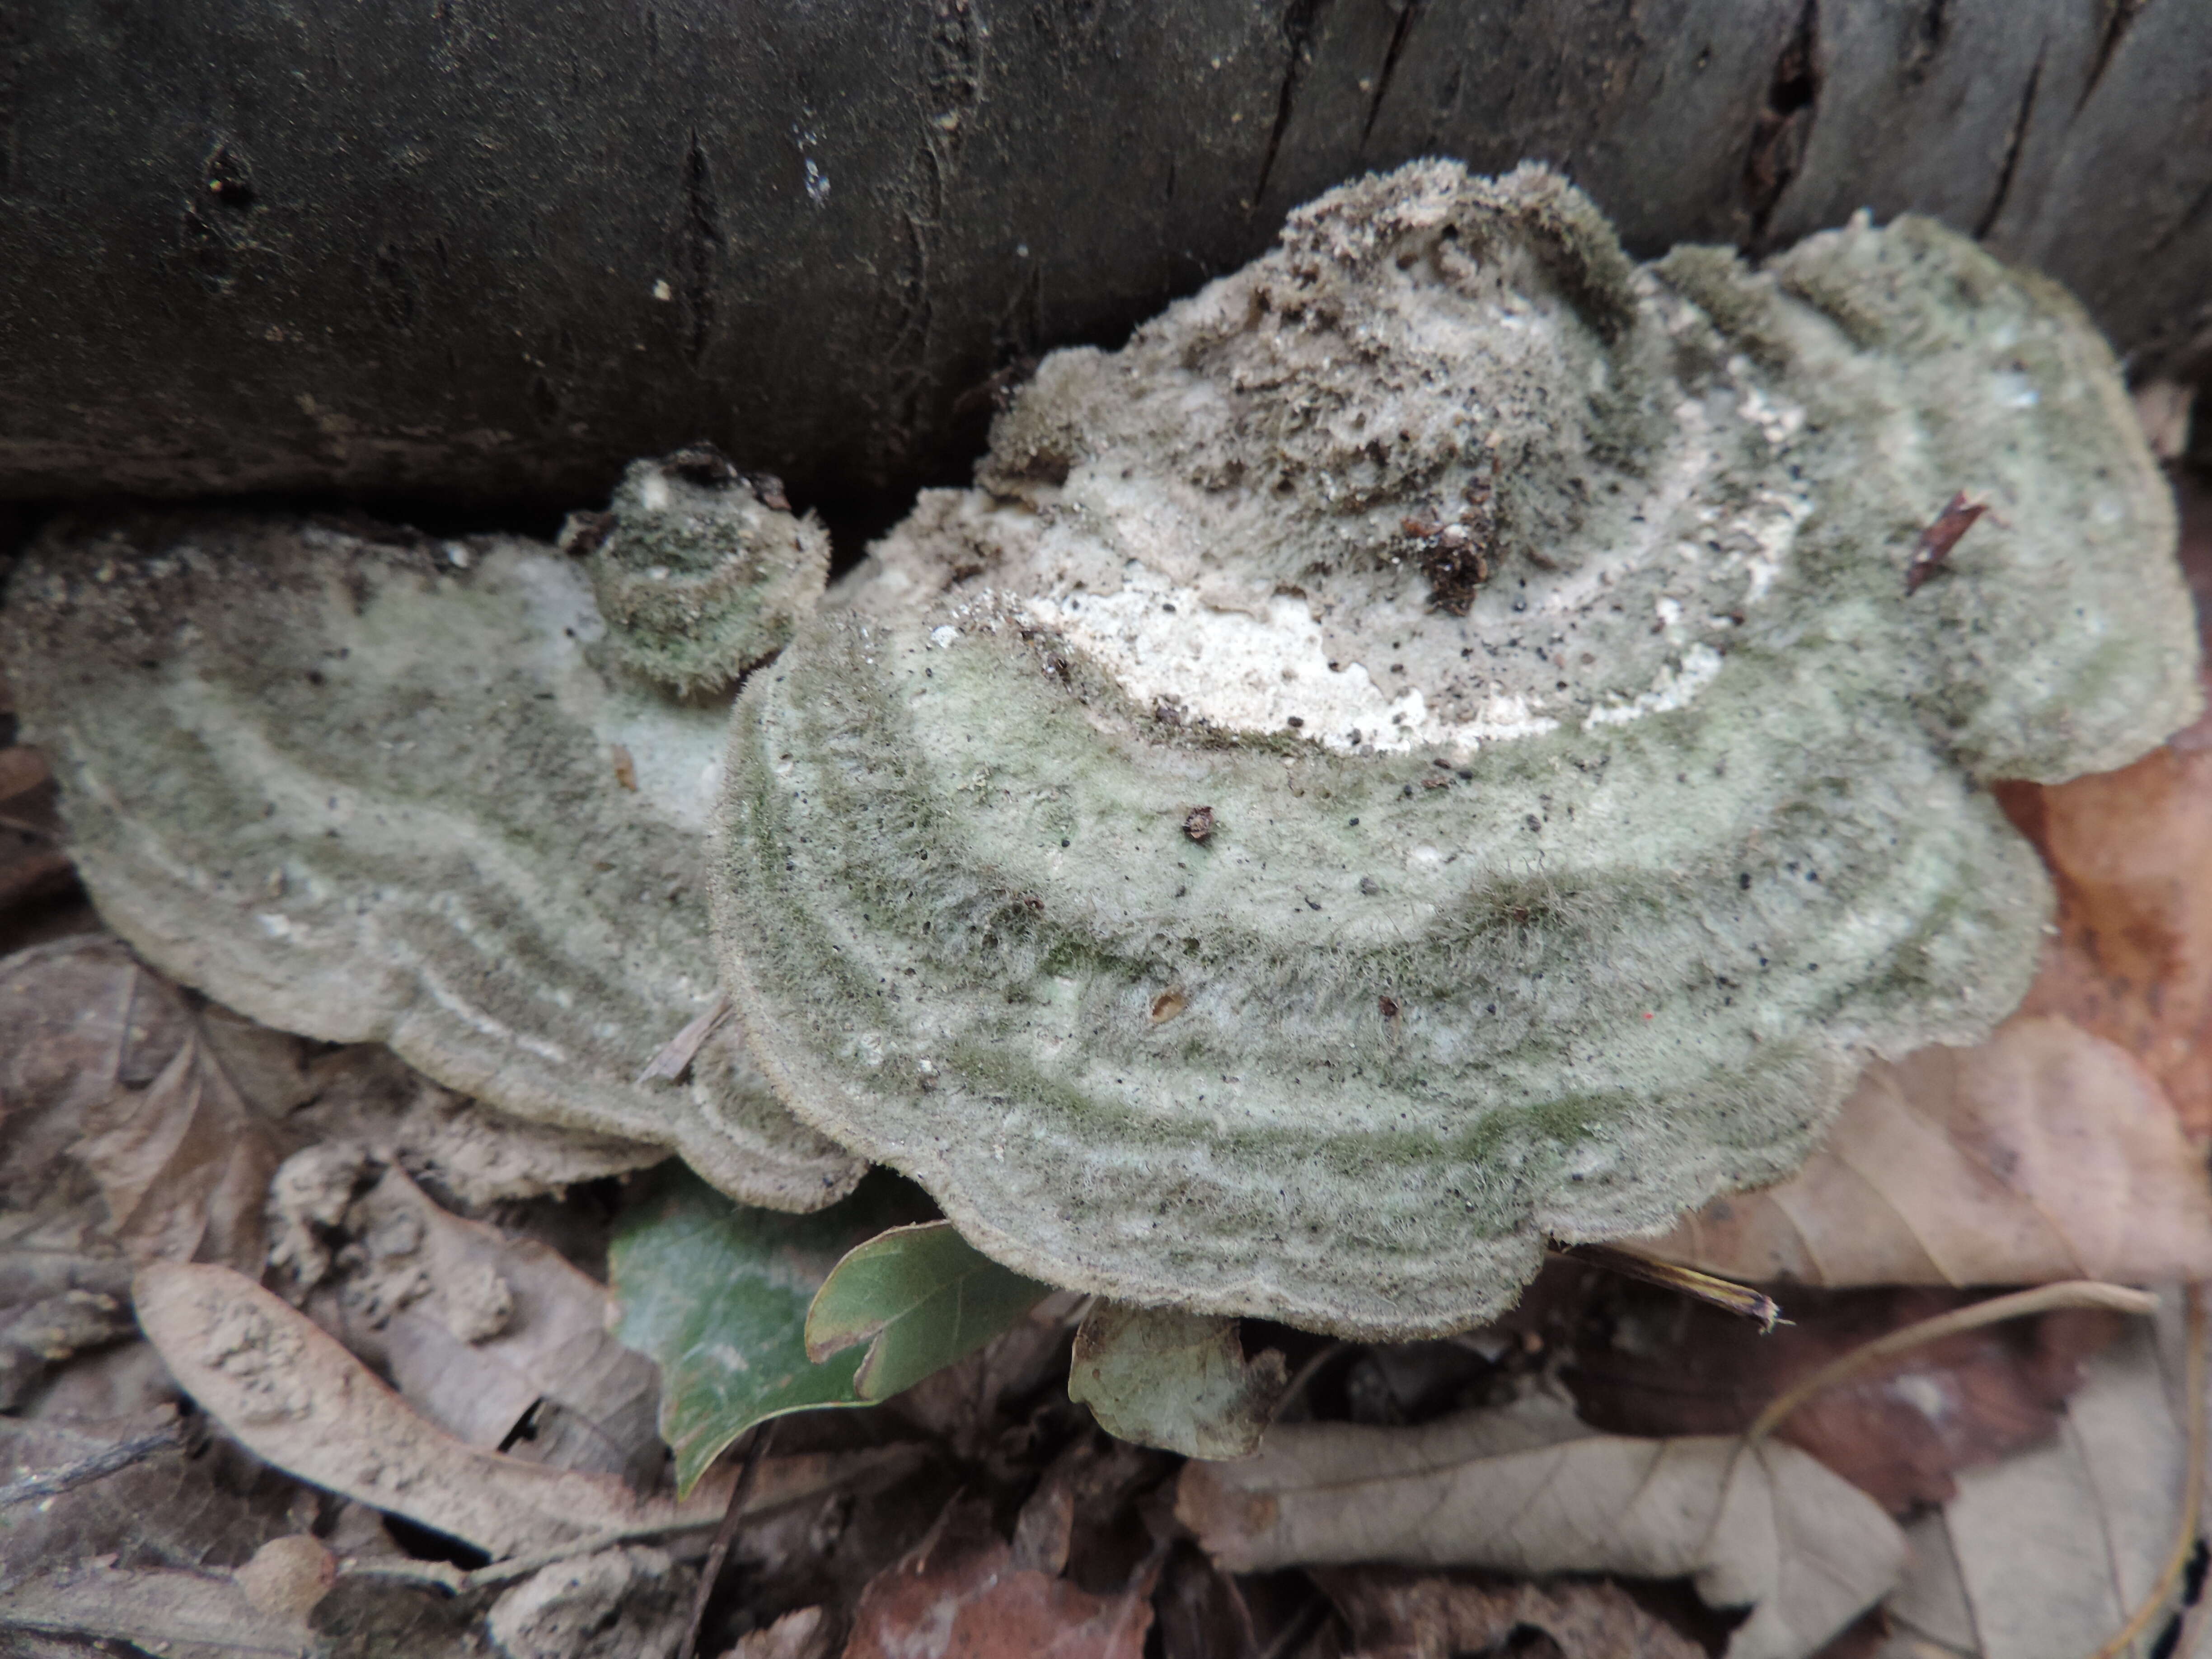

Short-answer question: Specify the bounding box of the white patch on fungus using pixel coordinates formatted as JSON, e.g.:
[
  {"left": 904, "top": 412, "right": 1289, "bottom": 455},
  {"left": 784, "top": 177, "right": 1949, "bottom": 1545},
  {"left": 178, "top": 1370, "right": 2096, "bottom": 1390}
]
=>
[{"left": 1022, "top": 567, "right": 1558, "bottom": 752}]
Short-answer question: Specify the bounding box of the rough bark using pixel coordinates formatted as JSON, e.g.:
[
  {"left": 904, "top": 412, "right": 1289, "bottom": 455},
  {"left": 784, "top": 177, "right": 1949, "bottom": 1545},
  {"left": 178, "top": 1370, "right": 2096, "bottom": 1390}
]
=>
[{"left": 2, "top": 0, "right": 2208, "bottom": 513}]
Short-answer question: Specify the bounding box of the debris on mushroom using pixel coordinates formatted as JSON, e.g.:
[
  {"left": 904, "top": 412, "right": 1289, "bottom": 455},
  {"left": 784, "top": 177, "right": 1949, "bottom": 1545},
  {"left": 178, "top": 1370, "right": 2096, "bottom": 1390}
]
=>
[
  {"left": 712, "top": 161, "right": 2202, "bottom": 1336},
  {"left": 561, "top": 443, "right": 831, "bottom": 696},
  {"left": 3, "top": 512, "right": 862, "bottom": 1212}
]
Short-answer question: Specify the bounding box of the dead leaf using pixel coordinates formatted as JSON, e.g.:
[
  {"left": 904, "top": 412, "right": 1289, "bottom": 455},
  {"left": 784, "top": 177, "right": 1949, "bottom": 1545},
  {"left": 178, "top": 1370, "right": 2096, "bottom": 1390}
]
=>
[
  {"left": 0, "top": 1410, "right": 303, "bottom": 1614},
  {"left": 1176, "top": 1387, "right": 1905, "bottom": 1659},
  {"left": 1068, "top": 1303, "right": 1289, "bottom": 1459},
  {"left": 1635, "top": 1017, "right": 2212, "bottom": 1286},
  {"left": 843, "top": 1497, "right": 1158, "bottom": 1659},
  {"left": 134, "top": 1260, "right": 911, "bottom": 1559},
  {"left": 0, "top": 936, "right": 294, "bottom": 1278},
  {"left": 313, "top": 1162, "right": 662, "bottom": 1487},
  {"left": 271, "top": 1045, "right": 661, "bottom": 1212},
  {"left": 0, "top": 1286, "right": 136, "bottom": 1409},
  {"left": 1562, "top": 1267, "right": 2128, "bottom": 1513},
  {"left": 483, "top": 1545, "right": 691, "bottom": 1659},
  {"left": 0, "top": 1559, "right": 316, "bottom": 1659},
  {"left": 1931, "top": 1314, "right": 2193, "bottom": 1659},
  {"left": 1311, "top": 1566, "right": 1707, "bottom": 1659},
  {"left": 79, "top": 1024, "right": 286, "bottom": 1275}
]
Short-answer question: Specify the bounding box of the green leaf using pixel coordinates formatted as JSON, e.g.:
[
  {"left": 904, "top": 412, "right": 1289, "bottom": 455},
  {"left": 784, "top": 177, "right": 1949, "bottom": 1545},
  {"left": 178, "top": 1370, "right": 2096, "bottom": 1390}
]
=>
[
  {"left": 804, "top": 1221, "right": 1052, "bottom": 1401},
  {"left": 608, "top": 1164, "right": 927, "bottom": 1496}
]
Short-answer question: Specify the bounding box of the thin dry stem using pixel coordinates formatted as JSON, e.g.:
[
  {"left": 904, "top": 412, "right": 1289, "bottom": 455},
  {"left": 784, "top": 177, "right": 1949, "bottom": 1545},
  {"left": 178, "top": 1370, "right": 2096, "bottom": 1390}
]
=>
[
  {"left": 1745, "top": 1280, "right": 2159, "bottom": 1444},
  {"left": 2087, "top": 1283, "right": 2205, "bottom": 1659}
]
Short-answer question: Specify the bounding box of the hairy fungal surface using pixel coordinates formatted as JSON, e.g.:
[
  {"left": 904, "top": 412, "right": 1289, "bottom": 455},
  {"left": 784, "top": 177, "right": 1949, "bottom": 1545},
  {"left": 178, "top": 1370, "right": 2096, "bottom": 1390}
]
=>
[
  {"left": 5, "top": 514, "right": 862, "bottom": 1211},
  {"left": 715, "top": 162, "right": 2201, "bottom": 1336},
  {"left": 563, "top": 445, "right": 830, "bottom": 696}
]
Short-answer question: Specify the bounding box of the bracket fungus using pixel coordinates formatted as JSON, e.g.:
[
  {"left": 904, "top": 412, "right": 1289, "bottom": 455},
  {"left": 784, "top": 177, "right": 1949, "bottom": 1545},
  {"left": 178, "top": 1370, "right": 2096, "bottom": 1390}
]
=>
[
  {"left": 712, "top": 162, "right": 2202, "bottom": 1336},
  {"left": 561, "top": 444, "right": 831, "bottom": 697},
  {"left": 4, "top": 512, "right": 860, "bottom": 1211}
]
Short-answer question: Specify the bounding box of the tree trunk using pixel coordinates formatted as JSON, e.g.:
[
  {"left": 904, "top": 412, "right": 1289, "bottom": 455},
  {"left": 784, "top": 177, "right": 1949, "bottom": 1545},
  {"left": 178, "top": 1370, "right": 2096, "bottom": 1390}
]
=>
[{"left": 4, "top": 0, "right": 2208, "bottom": 514}]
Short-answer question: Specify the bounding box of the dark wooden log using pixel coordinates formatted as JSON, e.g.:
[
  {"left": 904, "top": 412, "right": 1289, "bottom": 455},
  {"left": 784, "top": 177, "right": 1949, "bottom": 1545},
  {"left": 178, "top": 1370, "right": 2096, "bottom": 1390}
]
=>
[{"left": 2, "top": 0, "right": 2207, "bottom": 514}]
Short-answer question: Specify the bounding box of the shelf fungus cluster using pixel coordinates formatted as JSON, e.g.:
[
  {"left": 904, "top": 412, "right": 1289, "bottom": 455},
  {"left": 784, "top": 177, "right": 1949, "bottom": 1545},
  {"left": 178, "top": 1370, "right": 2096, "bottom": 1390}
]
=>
[
  {"left": 712, "top": 162, "right": 2201, "bottom": 1336},
  {"left": 6, "top": 161, "right": 2201, "bottom": 1341},
  {"left": 5, "top": 507, "right": 859, "bottom": 1210}
]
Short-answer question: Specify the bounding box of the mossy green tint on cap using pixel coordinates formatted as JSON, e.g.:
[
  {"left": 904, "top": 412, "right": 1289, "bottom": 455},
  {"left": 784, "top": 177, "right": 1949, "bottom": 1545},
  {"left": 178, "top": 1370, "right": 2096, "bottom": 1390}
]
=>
[{"left": 713, "top": 162, "right": 2199, "bottom": 1336}]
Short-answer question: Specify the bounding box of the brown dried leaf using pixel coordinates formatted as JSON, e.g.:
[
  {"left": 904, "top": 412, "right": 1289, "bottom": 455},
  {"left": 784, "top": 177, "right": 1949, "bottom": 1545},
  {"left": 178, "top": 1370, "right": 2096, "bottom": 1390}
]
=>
[
  {"left": 1561, "top": 1268, "right": 2128, "bottom": 1514},
  {"left": 483, "top": 1545, "right": 692, "bottom": 1659},
  {"left": 1176, "top": 1390, "right": 1905, "bottom": 1659},
  {"left": 318, "top": 1163, "right": 662, "bottom": 1486},
  {"left": 1635, "top": 1017, "right": 2212, "bottom": 1287},
  {"left": 843, "top": 1497, "right": 1158, "bottom": 1659},
  {"left": 1881, "top": 1315, "right": 2193, "bottom": 1659},
  {"left": 78, "top": 1026, "right": 285, "bottom": 1276},
  {"left": 1998, "top": 739, "right": 2212, "bottom": 1138},
  {"left": 0, "top": 1561, "right": 314, "bottom": 1659},
  {"left": 1312, "top": 1567, "right": 1707, "bottom": 1659},
  {"left": 0, "top": 936, "right": 294, "bottom": 1278},
  {"left": 133, "top": 1260, "right": 910, "bottom": 1559},
  {"left": 0, "top": 1410, "right": 303, "bottom": 1607}
]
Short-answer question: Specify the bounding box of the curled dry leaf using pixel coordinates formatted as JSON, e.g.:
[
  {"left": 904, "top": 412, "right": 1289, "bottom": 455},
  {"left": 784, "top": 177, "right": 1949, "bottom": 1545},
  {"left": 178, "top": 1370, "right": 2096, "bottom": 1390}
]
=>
[
  {"left": 1633, "top": 1016, "right": 2212, "bottom": 1287},
  {"left": 133, "top": 1260, "right": 908, "bottom": 1559},
  {"left": 1066, "top": 1303, "right": 1289, "bottom": 1459},
  {"left": 843, "top": 1497, "right": 1158, "bottom": 1659},
  {"left": 1176, "top": 1389, "right": 1905, "bottom": 1659},
  {"left": 1311, "top": 1566, "right": 1708, "bottom": 1659}
]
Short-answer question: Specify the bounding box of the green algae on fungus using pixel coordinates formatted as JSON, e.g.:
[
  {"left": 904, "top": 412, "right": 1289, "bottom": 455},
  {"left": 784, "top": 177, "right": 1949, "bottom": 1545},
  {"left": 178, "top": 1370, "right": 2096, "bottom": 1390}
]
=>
[
  {"left": 563, "top": 444, "right": 830, "bottom": 696},
  {"left": 4, "top": 513, "right": 861, "bottom": 1212},
  {"left": 712, "top": 162, "right": 2202, "bottom": 1337}
]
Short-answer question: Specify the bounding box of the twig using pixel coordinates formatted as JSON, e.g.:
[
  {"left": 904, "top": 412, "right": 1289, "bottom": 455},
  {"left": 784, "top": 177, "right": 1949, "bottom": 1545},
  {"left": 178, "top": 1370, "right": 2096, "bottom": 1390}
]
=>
[
  {"left": 1560, "top": 1242, "right": 1785, "bottom": 1331},
  {"left": 637, "top": 991, "right": 733, "bottom": 1083},
  {"left": 677, "top": 1418, "right": 778, "bottom": 1659},
  {"left": 340, "top": 1513, "right": 733, "bottom": 1595},
  {"left": 2088, "top": 1283, "right": 2206, "bottom": 1659},
  {"left": 1746, "top": 1279, "right": 2159, "bottom": 1444},
  {"left": 0, "top": 1420, "right": 185, "bottom": 1508}
]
